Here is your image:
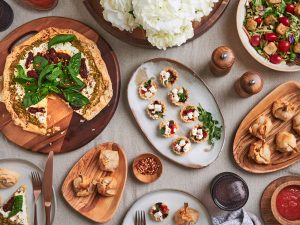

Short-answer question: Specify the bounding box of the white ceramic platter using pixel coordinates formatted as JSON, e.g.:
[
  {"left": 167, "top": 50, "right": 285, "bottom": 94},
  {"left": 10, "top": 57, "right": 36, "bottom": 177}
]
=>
[
  {"left": 0, "top": 158, "right": 56, "bottom": 224},
  {"left": 122, "top": 189, "right": 212, "bottom": 225},
  {"left": 237, "top": 0, "right": 300, "bottom": 72},
  {"left": 128, "top": 58, "right": 225, "bottom": 168}
]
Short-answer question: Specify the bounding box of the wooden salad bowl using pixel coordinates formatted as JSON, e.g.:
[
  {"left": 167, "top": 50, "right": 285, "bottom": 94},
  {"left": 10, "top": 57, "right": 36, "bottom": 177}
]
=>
[
  {"left": 84, "top": 0, "right": 231, "bottom": 48},
  {"left": 233, "top": 81, "right": 300, "bottom": 173},
  {"left": 61, "top": 142, "right": 127, "bottom": 223},
  {"left": 0, "top": 17, "right": 120, "bottom": 154},
  {"left": 271, "top": 180, "right": 300, "bottom": 225}
]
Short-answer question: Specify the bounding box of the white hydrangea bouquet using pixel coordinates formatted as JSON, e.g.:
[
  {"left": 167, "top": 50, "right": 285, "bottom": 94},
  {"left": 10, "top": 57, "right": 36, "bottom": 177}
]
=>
[{"left": 100, "top": 0, "right": 219, "bottom": 50}]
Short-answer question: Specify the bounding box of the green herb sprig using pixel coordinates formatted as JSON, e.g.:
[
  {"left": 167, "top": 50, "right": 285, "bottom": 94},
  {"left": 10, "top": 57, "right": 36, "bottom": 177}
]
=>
[
  {"left": 8, "top": 195, "right": 23, "bottom": 218},
  {"left": 197, "top": 105, "right": 222, "bottom": 145}
]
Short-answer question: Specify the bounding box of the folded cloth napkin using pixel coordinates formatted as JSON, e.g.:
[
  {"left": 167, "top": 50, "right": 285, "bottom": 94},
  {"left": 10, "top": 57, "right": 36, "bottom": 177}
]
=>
[{"left": 212, "top": 209, "right": 262, "bottom": 225}]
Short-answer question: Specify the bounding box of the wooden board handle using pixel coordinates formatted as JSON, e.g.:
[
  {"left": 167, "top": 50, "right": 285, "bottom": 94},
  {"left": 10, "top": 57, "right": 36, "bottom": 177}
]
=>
[{"left": 8, "top": 30, "right": 38, "bottom": 53}]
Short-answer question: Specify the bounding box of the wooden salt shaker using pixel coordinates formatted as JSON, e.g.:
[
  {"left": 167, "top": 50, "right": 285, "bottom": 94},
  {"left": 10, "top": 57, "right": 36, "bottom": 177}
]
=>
[
  {"left": 234, "top": 71, "right": 263, "bottom": 98},
  {"left": 210, "top": 46, "right": 235, "bottom": 76}
]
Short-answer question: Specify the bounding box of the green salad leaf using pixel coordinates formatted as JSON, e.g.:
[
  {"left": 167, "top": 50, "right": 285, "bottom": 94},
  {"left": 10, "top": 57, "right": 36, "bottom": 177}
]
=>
[
  {"left": 48, "top": 34, "right": 76, "bottom": 49},
  {"left": 8, "top": 195, "right": 23, "bottom": 218},
  {"left": 62, "top": 88, "right": 90, "bottom": 108},
  {"left": 33, "top": 56, "right": 48, "bottom": 73}
]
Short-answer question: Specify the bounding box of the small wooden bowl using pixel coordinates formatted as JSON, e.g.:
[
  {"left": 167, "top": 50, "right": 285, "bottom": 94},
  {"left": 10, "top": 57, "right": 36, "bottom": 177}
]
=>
[
  {"left": 271, "top": 180, "right": 300, "bottom": 225},
  {"left": 132, "top": 153, "right": 163, "bottom": 184}
]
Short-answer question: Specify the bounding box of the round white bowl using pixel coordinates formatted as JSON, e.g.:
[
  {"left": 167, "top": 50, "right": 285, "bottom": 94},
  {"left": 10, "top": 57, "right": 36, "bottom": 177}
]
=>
[{"left": 236, "top": 0, "right": 300, "bottom": 72}]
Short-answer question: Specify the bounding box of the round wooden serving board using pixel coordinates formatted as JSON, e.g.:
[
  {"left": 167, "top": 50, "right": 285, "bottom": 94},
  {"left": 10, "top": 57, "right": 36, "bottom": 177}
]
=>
[
  {"left": 233, "top": 81, "right": 300, "bottom": 173},
  {"left": 61, "top": 142, "right": 127, "bottom": 223},
  {"left": 260, "top": 175, "right": 300, "bottom": 225},
  {"left": 84, "top": 0, "right": 231, "bottom": 48},
  {"left": 0, "top": 17, "right": 120, "bottom": 154}
]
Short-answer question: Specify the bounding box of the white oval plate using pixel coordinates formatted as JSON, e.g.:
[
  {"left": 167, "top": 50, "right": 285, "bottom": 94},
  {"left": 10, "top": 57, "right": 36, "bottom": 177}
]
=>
[
  {"left": 237, "top": 0, "right": 300, "bottom": 72},
  {"left": 122, "top": 189, "right": 212, "bottom": 225},
  {"left": 128, "top": 58, "right": 225, "bottom": 168},
  {"left": 0, "top": 158, "right": 56, "bottom": 224}
]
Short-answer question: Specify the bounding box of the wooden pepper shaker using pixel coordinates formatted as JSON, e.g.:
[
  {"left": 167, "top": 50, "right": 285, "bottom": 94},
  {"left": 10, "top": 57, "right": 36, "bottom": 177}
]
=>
[
  {"left": 210, "top": 46, "right": 235, "bottom": 76},
  {"left": 234, "top": 71, "right": 263, "bottom": 98}
]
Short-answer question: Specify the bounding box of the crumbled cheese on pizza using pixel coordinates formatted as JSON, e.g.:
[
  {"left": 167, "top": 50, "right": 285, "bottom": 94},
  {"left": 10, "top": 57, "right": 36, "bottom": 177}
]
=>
[{"left": 52, "top": 42, "right": 79, "bottom": 56}]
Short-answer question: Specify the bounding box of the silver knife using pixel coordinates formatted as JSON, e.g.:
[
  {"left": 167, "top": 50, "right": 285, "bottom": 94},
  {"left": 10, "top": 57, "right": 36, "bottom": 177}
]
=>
[{"left": 42, "top": 151, "right": 53, "bottom": 225}]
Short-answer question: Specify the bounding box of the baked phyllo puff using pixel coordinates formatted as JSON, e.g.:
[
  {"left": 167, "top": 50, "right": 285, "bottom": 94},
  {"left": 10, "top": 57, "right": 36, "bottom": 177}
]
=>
[
  {"left": 248, "top": 140, "right": 271, "bottom": 165},
  {"left": 180, "top": 105, "right": 199, "bottom": 123},
  {"left": 272, "top": 99, "right": 296, "bottom": 121},
  {"left": 138, "top": 79, "right": 158, "bottom": 100},
  {"left": 190, "top": 124, "right": 209, "bottom": 143},
  {"left": 159, "top": 67, "right": 178, "bottom": 88},
  {"left": 149, "top": 202, "right": 169, "bottom": 222},
  {"left": 147, "top": 100, "right": 166, "bottom": 120},
  {"left": 168, "top": 87, "right": 189, "bottom": 106},
  {"left": 171, "top": 137, "right": 192, "bottom": 156},
  {"left": 159, "top": 120, "right": 178, "bottom": 138}
]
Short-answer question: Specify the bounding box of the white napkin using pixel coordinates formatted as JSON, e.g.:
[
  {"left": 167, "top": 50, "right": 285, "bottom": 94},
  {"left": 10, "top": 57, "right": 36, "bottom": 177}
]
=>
[{"left": 212, "top": 209, "right": 262, "bottom": 225}]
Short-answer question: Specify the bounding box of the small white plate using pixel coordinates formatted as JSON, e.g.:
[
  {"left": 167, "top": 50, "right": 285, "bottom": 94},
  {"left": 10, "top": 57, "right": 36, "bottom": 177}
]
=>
[
  {"left": 237, "top": 0, "right": 300, "bottom": 72},
  {"left": 0, "top": 158, "right": 56, "bottom": 224},
  {"left": 122, "top": 189, "right": 212, "bottom": 225},
  {"left": 127, "top": 58, "right": 225, "bottom": 168}
]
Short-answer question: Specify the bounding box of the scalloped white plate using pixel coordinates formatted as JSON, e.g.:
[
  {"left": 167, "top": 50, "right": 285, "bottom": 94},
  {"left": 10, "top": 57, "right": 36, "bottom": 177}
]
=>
[{"left": 127, "top": 58, "right": 225, "bottom": 168}]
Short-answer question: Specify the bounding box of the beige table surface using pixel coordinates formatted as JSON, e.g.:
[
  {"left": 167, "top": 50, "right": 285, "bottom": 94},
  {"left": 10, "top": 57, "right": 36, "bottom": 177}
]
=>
[{"left": 1, "top": 0, "right": 300, "bottom": 224}]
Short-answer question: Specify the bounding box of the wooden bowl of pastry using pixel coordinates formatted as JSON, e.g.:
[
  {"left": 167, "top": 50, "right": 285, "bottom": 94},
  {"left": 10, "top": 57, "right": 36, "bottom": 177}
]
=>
[
  {"left": 132, "top": 153, "right": 163, "bottom": 184},
  {"left": 271, "top": 180, "right": 300, "bottom": 225}
]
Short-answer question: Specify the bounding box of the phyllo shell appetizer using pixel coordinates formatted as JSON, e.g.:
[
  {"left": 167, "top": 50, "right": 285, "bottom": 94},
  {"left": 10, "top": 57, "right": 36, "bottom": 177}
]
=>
[
  {"left": 168, "top": 87, "right": 189, "bottom": 106},
  {"left": 159, "top": 120, "right": 178, "bottom": 138},
  {"left": 180, "top": 105, "right": 199, "bottom": 123},
  {"left": 149, "top": 202, "right": 169, "bottom": 222},
  {"left": 272, "top": 99, "right": 296, "bottom": 121},
  {"left": 249, "top": 115, "right": 273, "bottom": 140},
  {"left": 248, "top": 140, "right": 271, "bottom": 165},
  {"left": 190, "top": 124, "right": 209, "bottom": 143},
  {"left": 293, "top": 113, "right": 300, "bottom": 135},
  {"left": 174, "top": 203, "right": 199, "bottom": 225},
  {"left": 276, "top": 131, "right": 297, "bottom": 153},
  {"left": 159, "top": 67, "right": 178, "bottom": 88},
  {"left": 171, "top": 137, "right": 192, "bottom": 155},
  {"left": 147, "top": 100, "right": 166, "bottom": 120},
  {"left": 138, "top": 79, "right": 158, "bottom": 100}
]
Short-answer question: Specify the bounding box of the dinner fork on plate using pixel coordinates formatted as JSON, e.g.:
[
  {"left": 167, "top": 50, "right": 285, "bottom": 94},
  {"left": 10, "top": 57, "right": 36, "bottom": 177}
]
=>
[
  {"left": 31, "top": 171, "right": 42, "bottom": 225},
  {"left": 135, "top": 210, "right": 146, "bottom": 225}
]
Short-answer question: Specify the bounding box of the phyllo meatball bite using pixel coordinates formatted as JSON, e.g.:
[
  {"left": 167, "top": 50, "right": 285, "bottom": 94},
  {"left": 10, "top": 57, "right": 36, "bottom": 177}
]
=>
[
  {"left": 276, "top": 131, "right": 297, "bottom": 153},
  {"left": 248, "top": 140, "right": 271, "bottom": 165},
  {"left": 138, "top": 79, "right": 158, "bottom": 100},
  {"left": 159, "top": 120, "right": 178, "bottom": 138},
  {"left": 190, "top": 124, "right": 209, "bottom": 143},
  {"left": 147, "top": 100, "right": 166, "bottom": 120},
  {"left": 293, "top": 113, "right": 300, "bottom": 135},
  {"left": 168, "top": 87, "right": 189, "bottom": 106},
  {"left": 180, "top": 105, "right": 199, "bottom": 123},
  {"left": 149, "top": 202, "right": 169, "bottom": 222},
  {"left": 249, "top": 115, "right": 273, "bottom": 140},
  {"left": 159, "top": 67, "right": 178, "bottom": 88},
  {"left": 171, "top": 137, "right": 191, "bottom": 155},
  {"left": 272, "top": 99, "right": 296, "bottom": 121}
]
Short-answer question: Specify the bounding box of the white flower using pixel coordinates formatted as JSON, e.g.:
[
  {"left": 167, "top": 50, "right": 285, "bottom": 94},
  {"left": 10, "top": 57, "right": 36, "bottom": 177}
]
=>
[
  {"left": 146, "top": 22, "right": 194, "bottom": 50},
  {"left": 100, "top": 0, "right": 138, "bottom": 31}
]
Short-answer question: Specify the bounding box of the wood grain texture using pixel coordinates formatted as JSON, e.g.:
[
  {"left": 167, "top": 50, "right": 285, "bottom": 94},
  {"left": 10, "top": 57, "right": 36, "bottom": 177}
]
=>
[
  {"left": 61, "top": 142, "right": 127, "bottom": 223},
  {"left": 84, "top": 0, "right": 231, "bottom": 48},
  {"left": 260, "top": 176, "right": 300, "bottom": 225},
  {"left": 0, "top": 17, "right": 120, "bottom": 154},
  {"left": 233, "top": 81, "right": 300, "bottom": 173}
]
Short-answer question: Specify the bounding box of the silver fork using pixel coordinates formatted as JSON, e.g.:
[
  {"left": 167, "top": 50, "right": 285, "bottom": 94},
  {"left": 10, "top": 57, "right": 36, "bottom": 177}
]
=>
[
  {"left": 31, "top": 171, "right": 42, "bottom": 225},
  {"left": 135, "top": 210, "right": 146, "bottom": 225}
]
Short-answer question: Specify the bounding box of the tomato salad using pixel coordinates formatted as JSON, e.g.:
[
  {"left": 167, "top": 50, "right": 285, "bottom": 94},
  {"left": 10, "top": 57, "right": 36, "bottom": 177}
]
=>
[{"left": 244, "top": 0, "right": 300, "bottom": 65}]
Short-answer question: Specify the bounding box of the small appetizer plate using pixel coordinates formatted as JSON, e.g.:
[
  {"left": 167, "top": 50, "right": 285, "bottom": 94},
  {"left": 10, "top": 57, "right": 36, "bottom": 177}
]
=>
[
  {"left": 61, "top": 142, "right": 127, "bottom": 223},
  {"left": 132, "top": 153, "right": 163, "bottom": 183},
  {"left": 128, "top": 58, "right": 225, "bottom": 169},
  {"left": 260, "top": 176, "right": 300, "bottom": 225},
  {"left": 237, "top": 0, "right": 300, "bottom": 72},
  {"left": 271, "top": 180, "right": 300, "bottom": 225},
  {"left": 0, "top": 158, "right": 56, "bottom": 225},
  {"left": 234, "top": 81, "right": 300, "bottom": 173},
  {"left": 122, "top": 189, "right": 212, "bottom": 225}
]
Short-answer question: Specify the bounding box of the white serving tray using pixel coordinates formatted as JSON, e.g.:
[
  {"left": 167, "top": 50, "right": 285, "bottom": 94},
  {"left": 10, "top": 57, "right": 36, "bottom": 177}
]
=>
[{"left": 128, "top": 58, "right": 225, "bottom": 168}]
